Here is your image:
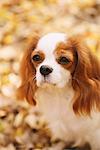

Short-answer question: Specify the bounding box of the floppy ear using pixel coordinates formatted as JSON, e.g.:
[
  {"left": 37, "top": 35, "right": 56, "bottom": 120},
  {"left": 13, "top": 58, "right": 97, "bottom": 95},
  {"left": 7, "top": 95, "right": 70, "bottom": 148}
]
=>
[
  {"left": 70, "top": 37, "right": 100, "bottom": 115},
  {"left": 17, "top": 35, "right": 39, "bottom": 105}
]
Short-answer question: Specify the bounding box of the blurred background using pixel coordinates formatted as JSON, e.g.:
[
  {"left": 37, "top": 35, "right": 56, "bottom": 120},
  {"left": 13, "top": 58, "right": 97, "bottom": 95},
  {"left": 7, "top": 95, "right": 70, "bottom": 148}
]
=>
[{"left": 0, "top": 0, "right": 100, "bottom": 149}]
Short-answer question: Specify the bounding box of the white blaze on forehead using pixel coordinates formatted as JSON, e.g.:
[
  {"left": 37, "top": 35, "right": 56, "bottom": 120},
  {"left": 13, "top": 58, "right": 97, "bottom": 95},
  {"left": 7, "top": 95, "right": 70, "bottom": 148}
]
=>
[
  {"left": 35, "top": 33, "right": 71, "bottom": 88},
  {"left": 37, "top": 33, "right": 67, "bottom": 55}
]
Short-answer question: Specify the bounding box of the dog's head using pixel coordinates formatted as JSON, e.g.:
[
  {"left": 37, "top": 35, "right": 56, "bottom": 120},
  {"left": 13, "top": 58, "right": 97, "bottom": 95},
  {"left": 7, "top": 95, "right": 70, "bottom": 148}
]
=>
[{"left": 17, "top": 33, "right": 100, "bottom": 115}]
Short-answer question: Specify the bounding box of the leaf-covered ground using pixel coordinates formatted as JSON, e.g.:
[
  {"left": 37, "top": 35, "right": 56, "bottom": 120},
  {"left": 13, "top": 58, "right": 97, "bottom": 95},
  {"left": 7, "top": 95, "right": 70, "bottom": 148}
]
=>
[{"left": 0, "top": 0, "right": 100, "bottom": 149}]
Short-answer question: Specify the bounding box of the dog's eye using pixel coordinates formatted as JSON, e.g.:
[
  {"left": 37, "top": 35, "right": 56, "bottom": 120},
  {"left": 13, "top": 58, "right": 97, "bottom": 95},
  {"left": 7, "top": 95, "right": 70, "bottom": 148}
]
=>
[
  {"left": 32, "top": 54, "right": 41, "bottom": 62},
  {"left": 58, "top": 56, "right": 70, "bottom": 65}
]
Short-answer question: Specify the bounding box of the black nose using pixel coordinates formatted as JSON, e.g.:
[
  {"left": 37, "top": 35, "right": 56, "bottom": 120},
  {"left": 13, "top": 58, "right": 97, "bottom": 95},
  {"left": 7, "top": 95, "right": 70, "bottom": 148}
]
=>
[{"left": 40, "top": 65, "right": 53, "bottom": 76}]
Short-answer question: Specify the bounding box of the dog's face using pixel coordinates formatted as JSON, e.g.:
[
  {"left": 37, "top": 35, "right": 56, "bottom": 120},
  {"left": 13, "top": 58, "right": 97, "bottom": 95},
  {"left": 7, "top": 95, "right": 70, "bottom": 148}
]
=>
[
  {"left": 31, "top": 33, "right": 74, "bottom": 88},
  {"left": 18, "top": 32, "right": 100, "bottom": 115}
]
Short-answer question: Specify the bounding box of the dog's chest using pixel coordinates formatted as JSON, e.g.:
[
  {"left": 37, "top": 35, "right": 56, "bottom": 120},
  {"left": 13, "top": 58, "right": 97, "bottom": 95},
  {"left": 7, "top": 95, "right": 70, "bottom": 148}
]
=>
[{"left": 35, "top": 86, "right": 85, "bottom": 141}]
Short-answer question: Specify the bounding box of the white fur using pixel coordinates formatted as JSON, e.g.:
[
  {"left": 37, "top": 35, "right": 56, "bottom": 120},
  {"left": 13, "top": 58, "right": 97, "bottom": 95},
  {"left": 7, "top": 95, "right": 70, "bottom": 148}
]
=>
[
  {"left": 36, "top": 33, "right": 70, "bottom": 88},
  {"left": 34, "top": 33, "right": 100, "bottom": 150},
  {"left": 37, "top": 33, "right": 66, "bottom": 54},
  {"left": 35, "top": 85, "right": 100, "bottom": 150}
]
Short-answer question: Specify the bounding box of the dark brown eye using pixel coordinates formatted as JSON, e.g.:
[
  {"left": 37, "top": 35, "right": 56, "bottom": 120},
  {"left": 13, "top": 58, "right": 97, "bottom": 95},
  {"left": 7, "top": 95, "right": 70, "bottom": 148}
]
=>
[
  {"left": 32, "top": 54, "right": 41, "bottom": 62},
  {"left": 58, "top": 56, "right": 70, "bottom": 65}
]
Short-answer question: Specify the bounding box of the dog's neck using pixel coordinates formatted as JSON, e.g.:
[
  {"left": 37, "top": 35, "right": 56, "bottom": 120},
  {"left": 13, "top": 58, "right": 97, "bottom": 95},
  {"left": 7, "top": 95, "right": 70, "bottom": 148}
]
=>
[
  {"left": 35, "top": 83, "right": 74, "bottom": 117},
  {"left": 35, "top": 83, "right": 74, "bottom": 105},
  {"left": 35, "top": 84, "right": 75, "bottom": 140}
]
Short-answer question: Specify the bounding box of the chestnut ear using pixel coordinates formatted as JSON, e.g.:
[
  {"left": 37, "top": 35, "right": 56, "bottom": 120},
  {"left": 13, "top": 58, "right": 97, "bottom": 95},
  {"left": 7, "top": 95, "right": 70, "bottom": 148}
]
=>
[
  {"left": 17, "top": 35, "right": 39, "bottom": 105},
  {"left": 17, "top": 79, "right": 37, "bottom": 105},
  {"left": 70, "top": 38, "right": 100, "bottom": 115}
]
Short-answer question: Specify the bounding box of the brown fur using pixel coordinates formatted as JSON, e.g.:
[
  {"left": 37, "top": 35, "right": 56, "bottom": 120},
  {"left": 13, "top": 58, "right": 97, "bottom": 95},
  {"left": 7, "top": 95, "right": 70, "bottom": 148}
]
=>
[
  {"left": 17, "top": 35, "right": 40, "bottom": 105},
  {"left": 55, "top": 42, "right": 76, "bottom": 73},
  {"left": 55, "top": 38, "right": 100, "bottom": 115},
  {"left": 17, "top": 35, "right": 100, "bottom": 115},
  {"left": 31, "top": 50, "right": 45, "bottom": 67},
  {"left": 68, "top": 37, "right": 100, "bottom": 115}
]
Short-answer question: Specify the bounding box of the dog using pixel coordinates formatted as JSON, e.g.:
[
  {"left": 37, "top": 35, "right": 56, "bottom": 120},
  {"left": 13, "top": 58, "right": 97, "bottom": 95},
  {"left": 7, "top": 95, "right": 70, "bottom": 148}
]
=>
[{"left": 18, "top": 33, "right": 100, "bottom": 150}]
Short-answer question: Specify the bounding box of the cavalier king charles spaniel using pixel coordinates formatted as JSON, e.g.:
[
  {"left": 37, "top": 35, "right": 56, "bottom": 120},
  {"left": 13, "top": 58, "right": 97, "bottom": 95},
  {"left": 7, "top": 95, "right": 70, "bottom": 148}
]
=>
[{"left": 18, "top": 33, "right": 100, "bottom": 150}]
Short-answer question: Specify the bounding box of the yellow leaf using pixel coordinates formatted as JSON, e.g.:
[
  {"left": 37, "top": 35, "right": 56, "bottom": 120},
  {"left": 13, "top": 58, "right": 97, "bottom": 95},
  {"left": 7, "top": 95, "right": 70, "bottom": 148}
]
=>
[{"left": 3, "top": 34, "right": 13, "bottom": 44}]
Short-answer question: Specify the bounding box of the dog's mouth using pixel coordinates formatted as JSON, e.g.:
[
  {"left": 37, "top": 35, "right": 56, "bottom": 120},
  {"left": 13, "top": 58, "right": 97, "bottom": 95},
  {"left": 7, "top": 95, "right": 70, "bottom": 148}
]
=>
[{"left": 39, "top": 77, "right": 57, "bottom": 88}]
